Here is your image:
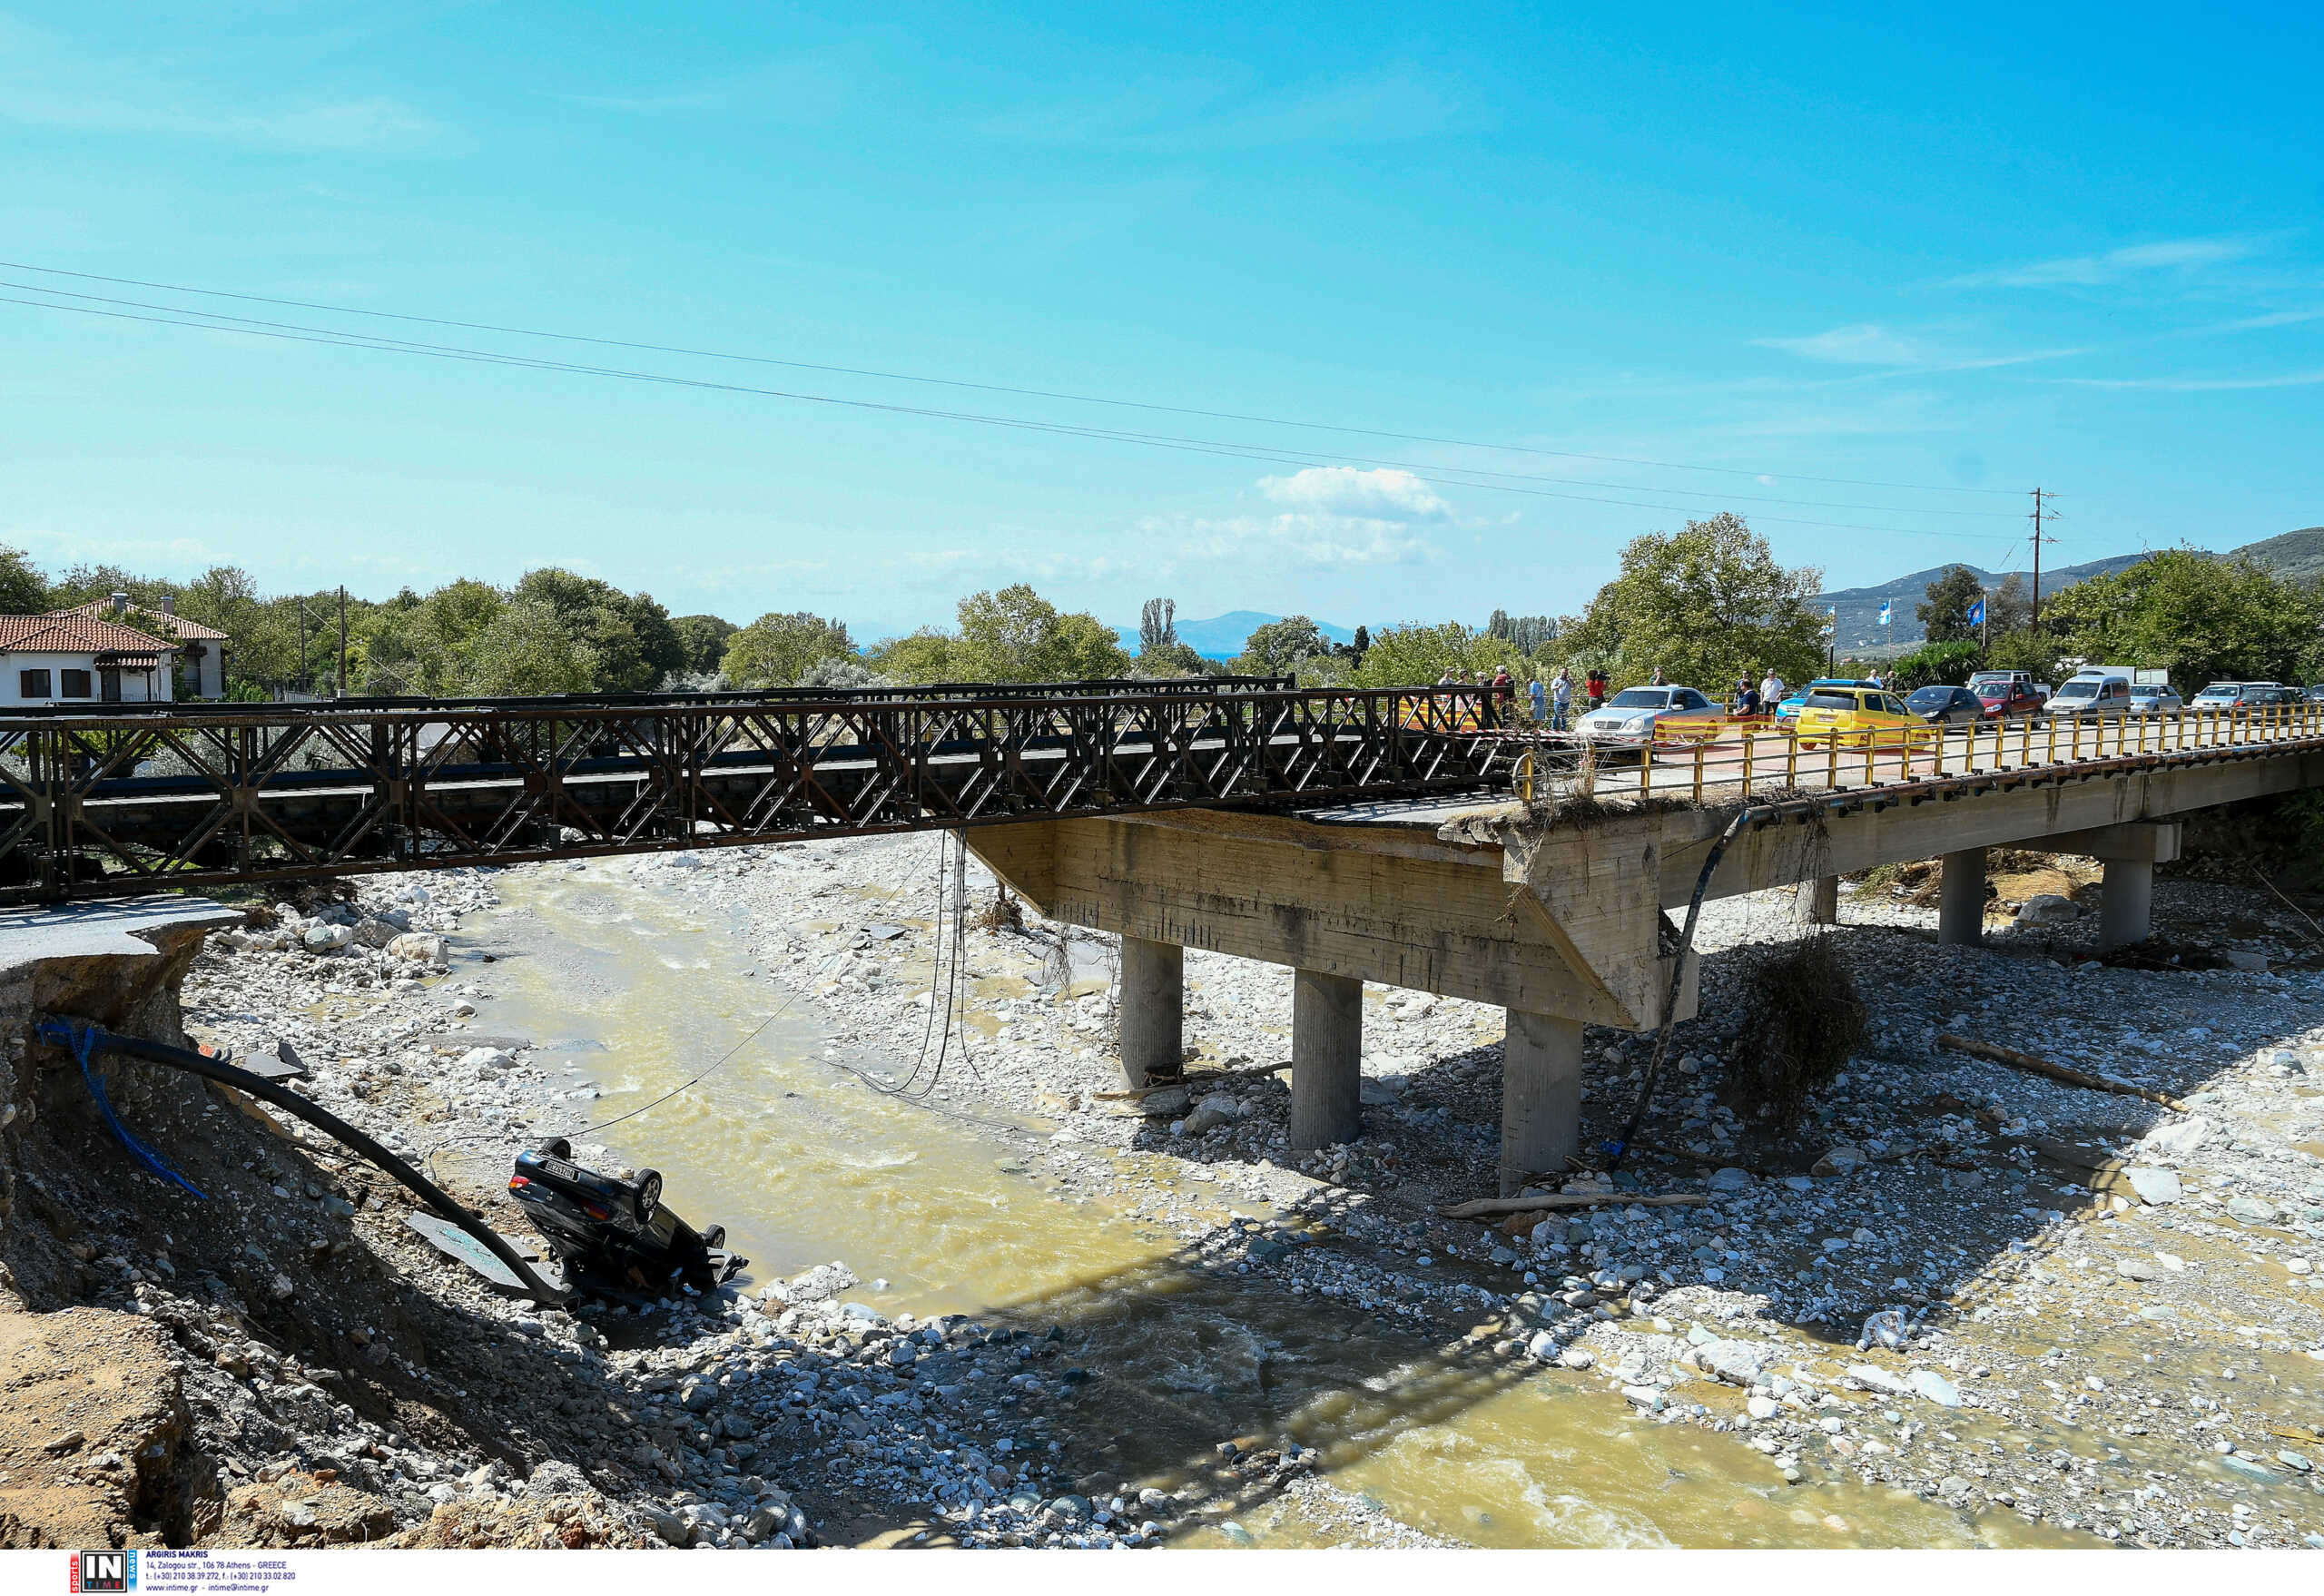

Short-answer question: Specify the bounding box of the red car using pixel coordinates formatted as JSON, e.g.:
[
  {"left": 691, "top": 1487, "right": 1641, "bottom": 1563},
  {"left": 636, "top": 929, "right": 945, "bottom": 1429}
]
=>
[{"left": 1973, "top": 681, "right": 2044, "bottom": 718}]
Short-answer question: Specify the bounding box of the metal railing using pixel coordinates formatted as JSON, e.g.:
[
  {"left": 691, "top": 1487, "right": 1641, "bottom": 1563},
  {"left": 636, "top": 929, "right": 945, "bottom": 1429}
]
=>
[
  {"left": 1571, "top": 702, "right": 2324, "bottom": 805},
  {"left": 0, "top": 682, "right": 1504, "bottom": 902}
]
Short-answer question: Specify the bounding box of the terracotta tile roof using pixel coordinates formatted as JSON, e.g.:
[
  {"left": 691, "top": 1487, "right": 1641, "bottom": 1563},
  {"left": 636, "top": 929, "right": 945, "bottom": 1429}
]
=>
[
  {"left": 51, "top": 597, "right": 230, "bottom": 641},
  {"left": 0, "top": 612, "right": 173, "bottom": 659}
]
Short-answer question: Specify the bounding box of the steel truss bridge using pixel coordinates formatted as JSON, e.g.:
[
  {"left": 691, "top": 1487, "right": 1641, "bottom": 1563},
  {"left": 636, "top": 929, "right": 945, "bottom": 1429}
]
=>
[{"left": 0, "top": 679, "right": 1515, "bottom": 903}]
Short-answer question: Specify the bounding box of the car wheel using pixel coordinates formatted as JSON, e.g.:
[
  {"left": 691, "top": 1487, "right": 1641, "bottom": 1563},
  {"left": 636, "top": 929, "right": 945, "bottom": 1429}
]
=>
[{"left": 633, "top": 1168, "right": 662, "bottom": 1222}]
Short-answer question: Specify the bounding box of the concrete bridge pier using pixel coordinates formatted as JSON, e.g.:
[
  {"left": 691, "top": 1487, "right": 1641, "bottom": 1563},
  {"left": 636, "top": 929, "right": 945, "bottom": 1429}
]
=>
[
  {"left": 1288, "top": 969, "right": 1364, "bottom": 1150},
  {"left": 1792, "top": 874, "right": 1839, "bottom": 927},
  {"left": 1937, "top": 848, "right": 1987, "bottom": 946},
  {"left": 2083, "top": 823, "right": 2181, "bottom": 951},
  {"left": 1116, "top": 935, "right": 1185, "bottom": 1087},
  {"left": 1500, "top": 1010, "right": 1586, "bottom": 1195}
]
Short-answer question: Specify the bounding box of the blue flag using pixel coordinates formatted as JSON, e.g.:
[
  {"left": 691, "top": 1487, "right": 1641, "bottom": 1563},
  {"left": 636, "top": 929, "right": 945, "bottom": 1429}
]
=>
[
  {"left": 1877, "top": 600, "right": 1893, "bottom": 626},
  {"left": 1968, "top": 598, "right": 1985, "bottom": 627}
]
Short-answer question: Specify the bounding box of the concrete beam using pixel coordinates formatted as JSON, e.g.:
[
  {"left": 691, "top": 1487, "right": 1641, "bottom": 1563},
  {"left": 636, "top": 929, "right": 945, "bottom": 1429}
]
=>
[
  {"left": 966, "top": 810, "right": 1694, "bottom": 1030},
  {"left": 2047, "top": 822, "right": 2181, "bottom": 863},
  {"left": 1116, "top": 935, "right": 1183, "bottom": 1088},
  {"left": 1287, "top": 969, "right": 1363, "bottom": 1149},
  {"left": 1937, "top": 848, "right": 1986, "bottom": 946},
  {"left": 1501, "top": 1010, "right": 1585, "bottom": 1196},
  {"left": 1646, "top": 746, "right": 2324, "bottom": 906}
]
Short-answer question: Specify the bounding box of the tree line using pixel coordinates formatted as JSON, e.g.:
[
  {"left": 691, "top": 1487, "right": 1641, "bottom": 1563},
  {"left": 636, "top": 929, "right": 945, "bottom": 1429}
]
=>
[{"left": 10, "top": 510, "right": 2304, "bottom": 704}]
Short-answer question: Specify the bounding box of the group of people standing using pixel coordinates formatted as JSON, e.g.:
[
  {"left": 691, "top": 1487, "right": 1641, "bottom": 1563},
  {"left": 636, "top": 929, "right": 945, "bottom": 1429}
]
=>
[{"left": 1437, "top": 661, "right": 1808, "bottom": 734}]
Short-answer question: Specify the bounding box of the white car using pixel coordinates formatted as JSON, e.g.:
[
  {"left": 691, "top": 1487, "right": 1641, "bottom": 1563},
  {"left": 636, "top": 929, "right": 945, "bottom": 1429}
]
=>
[{"left": 1574, "top": 685, "right": 1719, "bottom": 746}]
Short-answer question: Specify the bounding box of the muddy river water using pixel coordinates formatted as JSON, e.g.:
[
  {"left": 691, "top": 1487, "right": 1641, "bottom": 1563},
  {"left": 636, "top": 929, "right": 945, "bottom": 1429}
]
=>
[{"left": 462, "top": 862, "right": 2079, "bottom": 1548}]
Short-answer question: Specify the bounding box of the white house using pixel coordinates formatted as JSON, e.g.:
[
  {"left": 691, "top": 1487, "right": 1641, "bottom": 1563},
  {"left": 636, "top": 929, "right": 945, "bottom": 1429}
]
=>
[{"left": 51, "top": 595, "right": 231, "bottom": 700}]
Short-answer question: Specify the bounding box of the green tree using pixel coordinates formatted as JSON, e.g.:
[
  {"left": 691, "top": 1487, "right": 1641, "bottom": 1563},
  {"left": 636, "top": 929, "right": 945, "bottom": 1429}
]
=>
[
  {"left": 866, "top": 629, "right": 959, "bottom": 684},
  {"left": 1915, "top": 566, "right": 1984, "bottom": 644},
  {"left": 0, "top": 544, "right": 47, "bottom": 612},
  {"left": 510, "top": 568, "right": 682, "bottom": 693},
  {"left": 1987, "top": 572, "right": 2033, "bottom": 637},
  {"left": 1137, "top": 597, "right": 1177, "bottom": 655},
  {"left": 721, "top": 612, "right": 857, "bottom": 686},
  {"left": 2041, "top": 548, "right": 2321, "bottom": 689},
  {"left": 672, "top": 614, "right": 737, "bottom": 675},
  {"left": 1886, "top": 639, "right": 1984, "bottom": 690},
  {"left": 1348, "top": 622, "right": 1496, "bottom": 686},
  {"left": 458, "top": 598, "right": 597, "bottom": 695},
  {"left": 950, "top": 585, "right": 1130, "bottom": 682},
  {"left": 1137, "top": 640, "right": 1208, "bottom": 677},
  {"left": 1561, "top": 512, "right": 1825, "bottom": 691},
  {"left": 1232, "top": 616, "right": 1326, "bottom": 676}
]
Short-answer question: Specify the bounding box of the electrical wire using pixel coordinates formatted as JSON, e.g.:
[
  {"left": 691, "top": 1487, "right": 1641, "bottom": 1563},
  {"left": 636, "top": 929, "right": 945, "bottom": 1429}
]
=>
[
  {"left": 0, "top": 257, "right": 2029, "bottom": 497},
  {"left": 0, "top": 287, "right": 2038, "bottom": 543}
]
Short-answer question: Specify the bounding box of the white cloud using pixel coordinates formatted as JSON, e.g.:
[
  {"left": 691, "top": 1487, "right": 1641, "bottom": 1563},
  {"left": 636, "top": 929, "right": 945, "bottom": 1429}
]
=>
[
  {"left": 1756, "top": 324, "right": 1928, "bottom": 366},
  {"left": 2049, "top": 368, "right": 2324, "bottom": 392},
  {"left": 1256, "top": 467, "right": 1448, "bottom": 521},
  {"left": 1949, "top": 234, "right": 2273, "bottom": 290}
]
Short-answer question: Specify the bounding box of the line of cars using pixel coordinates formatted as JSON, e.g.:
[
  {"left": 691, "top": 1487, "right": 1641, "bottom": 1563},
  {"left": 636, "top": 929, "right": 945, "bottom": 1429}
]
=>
[{"left": 1571, "top": 667, "right": 2324, "bottom": 752}]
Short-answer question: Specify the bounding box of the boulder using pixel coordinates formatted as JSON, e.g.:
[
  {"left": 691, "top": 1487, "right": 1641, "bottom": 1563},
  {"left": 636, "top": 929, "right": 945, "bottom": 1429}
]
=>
[
  {"left": 387, "top": 932, "right": 447, "bottom": 965},
  {"left": 2016, "top": 894, "right": 2082, "bottom": 924},
  {"left": 353, "top": 917, "right": 403, "bottom": 949},
  {"left": 2139, "top": 1116, "right": 2209, "bottom": 1158},
  {"left": 2225, "top": 1196, "right": 2279, "bottom": 1226},
  {"left": 301, "top": 923, "right": 353, "bottom": 953},
  {"left": 1183, "top": 1092, "right": 1241, "bottom": 1136},
  {"left": 2125, "top": 1166, "right": 2182, "bottom": 1206},
  {"left": 1139, "top": 1086, "right": 1192, "bottom": 1119},
  {"left": 1706, "top": 1167, "right": 1755, "bottom": 1193},
  {"left": 1907, "top": 1368, "right": 1963, "bottom": 1407},
  {"left": 1699, "top": 1339, "right": 1777, "bottom": 1385},
  {"left": 1812, "top": 1144, "right": 1867, "bottom": 1177}
]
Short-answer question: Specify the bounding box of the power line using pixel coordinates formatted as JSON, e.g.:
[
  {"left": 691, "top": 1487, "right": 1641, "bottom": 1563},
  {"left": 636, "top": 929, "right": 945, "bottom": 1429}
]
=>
[
  {"left": 0, "top": 288, "right": 2039, "bottom": 544},
  {"left": 1, "top": 279, "right": 2022, "bottom": 521},
  {"left": 0, "top": 256, "right": 2028, "bottom": 498}
]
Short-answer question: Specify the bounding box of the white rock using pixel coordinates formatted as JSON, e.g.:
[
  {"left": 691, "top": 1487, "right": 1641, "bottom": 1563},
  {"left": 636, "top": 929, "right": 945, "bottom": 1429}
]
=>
[
  {"left": 1706, "top": 1167, "right": 1754, "bottom": 1193},
  {"left": 1907, "top": 1368, "right": 1963, "bottom": 1407},
  {"left": 1558, "top": 1347, "right": 1595, "bottom": 1370},
  {"left": 1746, "top": 1395, "right": 1779, "bottom": 1420},
  {"left": 2139, "top": 1117, "right": 2210, "bottom": 1158},
  {"left": 388, "top": 932, "right": 447, "bottom": 964},
  {"left": 2125, "top": 1167, "right": 2182, "bottom": 1205}
]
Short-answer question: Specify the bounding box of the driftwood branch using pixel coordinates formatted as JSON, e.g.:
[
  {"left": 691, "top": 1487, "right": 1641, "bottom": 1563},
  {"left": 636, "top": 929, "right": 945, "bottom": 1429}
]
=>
[
  {"left": 1090, "top": 1060, "right": 1295, "bottom": 1100},
  {"left": 1935, "top": 1033, "right": 2190, "bottom": 1113},
  {"left": 1437, "top": 1192, "right": 1709, "bottom": 1220}
]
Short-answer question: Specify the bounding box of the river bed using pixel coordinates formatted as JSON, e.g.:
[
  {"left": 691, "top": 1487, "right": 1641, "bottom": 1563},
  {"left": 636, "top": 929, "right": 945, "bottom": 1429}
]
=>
[{"left": 462, "top": 859, "right": 2077, "bottom": 1549}]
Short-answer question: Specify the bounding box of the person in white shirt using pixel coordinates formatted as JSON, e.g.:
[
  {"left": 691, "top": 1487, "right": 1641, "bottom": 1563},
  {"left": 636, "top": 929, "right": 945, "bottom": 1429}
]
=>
[{"left": 1758, "top": 670, "right": 1786, "bottom": 708}]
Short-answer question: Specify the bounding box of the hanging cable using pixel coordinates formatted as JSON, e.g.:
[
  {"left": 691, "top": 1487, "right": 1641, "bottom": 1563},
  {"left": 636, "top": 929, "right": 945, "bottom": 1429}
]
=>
[{"left": 0, "top": 256, "right": 2029, "bottom": 497}]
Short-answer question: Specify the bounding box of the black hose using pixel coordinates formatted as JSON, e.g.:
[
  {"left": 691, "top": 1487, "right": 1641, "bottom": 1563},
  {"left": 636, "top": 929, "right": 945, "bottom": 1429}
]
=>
[
  {"left": 43, "top": 1019, "right": 571, "bottom": 1306},
  {"left": 1602, "top": 804, "right": 1759, "bottom": 1173}
]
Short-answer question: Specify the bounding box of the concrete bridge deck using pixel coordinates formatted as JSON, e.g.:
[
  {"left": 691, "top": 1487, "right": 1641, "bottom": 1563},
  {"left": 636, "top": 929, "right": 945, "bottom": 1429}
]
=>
[{"left": 967, "top": 706, "right": 2324, "bottom": 1194}]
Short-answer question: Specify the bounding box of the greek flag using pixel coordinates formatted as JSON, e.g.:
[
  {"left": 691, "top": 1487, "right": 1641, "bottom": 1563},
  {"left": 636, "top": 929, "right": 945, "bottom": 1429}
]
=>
[
  {"left": 1877, "top": 600, "right": 1893, "bottom": 626},
  {"left": 1968, "top": 597, "right": 1985, "bottom": 626},
  {"left": 1821, "top": 606, "right": 1837, "bottom": 635}
]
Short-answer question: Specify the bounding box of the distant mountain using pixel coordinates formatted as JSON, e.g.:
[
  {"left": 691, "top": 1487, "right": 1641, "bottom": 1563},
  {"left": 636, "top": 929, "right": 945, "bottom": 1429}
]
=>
[
  {"left": 1114, "top": 610, "right": 1357, "bottom": 662},
  {"left": 2232, "top": 527, "right": 2324, "bottom": 583},
  {"left": 1814, "top": 555, "right": 2155, "bottom": 649}
]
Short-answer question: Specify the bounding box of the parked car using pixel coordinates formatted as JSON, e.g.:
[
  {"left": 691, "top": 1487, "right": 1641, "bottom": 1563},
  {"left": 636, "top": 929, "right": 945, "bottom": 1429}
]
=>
[
  {"left": 2044, "top": 671, "right": 2132, "bottom": 720},
  {"left": 1904, "top": 685, "right": 1984, "bottom": 725},
  {"left": 1573, "top": 685, "right": 1721, "bottom": 748},
  {"left": 2306, "top": 684, "right": 2324, "bottom": 704},
  {"left": 1773, "top": 678, "right": 1873, "bottom": 725},
  {"left": 1792, "top": 685, "right": 1939, "bottom": 748},
  {"left": 1972, "top": 678, "right": 2046, "bottom": 718},
  {"left": 2127, "top": 683, "right": 2183, "bottom": 714},
  {"left": 2190, "top": 682, "right": 2280, "bottom": 712}
]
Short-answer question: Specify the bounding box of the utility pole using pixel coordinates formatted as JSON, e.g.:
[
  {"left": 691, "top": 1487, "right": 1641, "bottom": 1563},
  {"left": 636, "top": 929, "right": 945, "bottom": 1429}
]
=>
[
  {"left": 2029, "top": 487, "right": 2055, "bottom": 635},
  {"left": 336, "top": 586, "right": 348, "bottom": 698}
]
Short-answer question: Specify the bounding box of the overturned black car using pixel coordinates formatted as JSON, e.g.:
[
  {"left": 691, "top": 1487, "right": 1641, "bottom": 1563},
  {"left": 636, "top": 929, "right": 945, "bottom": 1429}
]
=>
[{"left": 509, "top": 1139, "right": 745, "bottom": 1299}]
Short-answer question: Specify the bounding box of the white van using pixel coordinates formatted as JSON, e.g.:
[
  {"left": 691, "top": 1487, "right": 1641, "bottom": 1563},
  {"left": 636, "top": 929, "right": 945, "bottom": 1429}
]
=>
[{"left": 2045, "top": 668, "right": 2132, "bottom": 720}]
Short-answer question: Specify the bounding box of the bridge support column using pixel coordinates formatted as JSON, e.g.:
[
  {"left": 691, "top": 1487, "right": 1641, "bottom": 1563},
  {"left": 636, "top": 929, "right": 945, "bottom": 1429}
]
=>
[
  {"left": 2100, "top": 859, "right": 2154, "bottom": 951},
  {"left": 1117, "top": 935, "right": 1184, "bottom": 1088},
  {"left": 1937, "top": 848, "right": 1986, "bottom": 946},
  {"left": 1792, "top": 874, "right": 1839, "bottom": 927},
  {"left": 1501, "top": 1010, "right": 1585, "bottom": 1195},
  {"left": 1288, "top": 969, "right": 1363, "bottom": 1150},
  {"left": 2073, "top": 823, "right": 2179, "bottom": 951}
]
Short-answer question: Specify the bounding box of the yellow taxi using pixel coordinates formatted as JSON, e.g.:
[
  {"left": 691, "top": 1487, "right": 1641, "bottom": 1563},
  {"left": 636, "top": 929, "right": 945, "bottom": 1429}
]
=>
[{"left": 1791, "top": 685, "right": 1940, "bottom": 749}]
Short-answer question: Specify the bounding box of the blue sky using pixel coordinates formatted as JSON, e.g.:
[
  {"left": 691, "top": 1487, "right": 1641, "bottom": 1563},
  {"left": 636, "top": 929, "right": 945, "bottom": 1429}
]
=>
[{"left": 1, "top": 3, "right": 2318, "bottom": 637}]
